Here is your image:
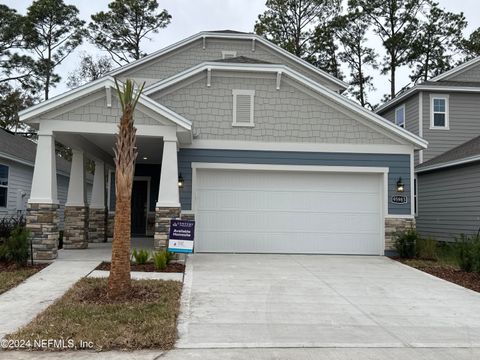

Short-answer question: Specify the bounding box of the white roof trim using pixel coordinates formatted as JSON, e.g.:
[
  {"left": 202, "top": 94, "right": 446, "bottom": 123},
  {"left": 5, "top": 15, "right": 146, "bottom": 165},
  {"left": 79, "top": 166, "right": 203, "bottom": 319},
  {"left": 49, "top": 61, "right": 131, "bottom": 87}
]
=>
[
  {"left": 416, "top": 154, "right": 480, "bottom": 173},
  {"left": 429, "top": 56, "right": 480, "bottom": 82},
  {"left": 108, "top": 31, "right": 348, "bottom": 90},
  {"left": 147, "top": 62, "right": 427, "bottom": 149},
  {"left": 376, "top": 84, "right": 480, "bottom": 113},
  {"left": 19, "top": 77, "right": 192, "bottom": 131}
]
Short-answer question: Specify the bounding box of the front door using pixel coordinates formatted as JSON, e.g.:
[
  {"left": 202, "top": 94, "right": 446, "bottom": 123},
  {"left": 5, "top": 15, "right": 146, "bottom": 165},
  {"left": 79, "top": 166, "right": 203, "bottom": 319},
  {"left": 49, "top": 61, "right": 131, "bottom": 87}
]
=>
[{"left": 131, "top": 180, "right": 148, "bottom": 235}]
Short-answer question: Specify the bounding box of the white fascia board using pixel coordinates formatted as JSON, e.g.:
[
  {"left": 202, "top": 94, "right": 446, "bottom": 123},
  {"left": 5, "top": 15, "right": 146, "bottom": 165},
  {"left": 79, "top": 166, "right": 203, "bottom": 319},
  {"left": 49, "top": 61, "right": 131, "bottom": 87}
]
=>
[
  {"left": 148, "top": 62, "right": 427, "bottom": 149},
  {"left": 19, "top": 76, "right": 191, "bottom": 131},
  {"left": 376, "top": 84, "right": 480, "bottom": 114},
  {"left": 416, "top": 155, "right": 480, "bottom": 173},
  {"left": 429, "top": 56, "right": 480, "bottom": 82},
  {"left": 108, "top": 31, "right": 348, "bottom": 90}
]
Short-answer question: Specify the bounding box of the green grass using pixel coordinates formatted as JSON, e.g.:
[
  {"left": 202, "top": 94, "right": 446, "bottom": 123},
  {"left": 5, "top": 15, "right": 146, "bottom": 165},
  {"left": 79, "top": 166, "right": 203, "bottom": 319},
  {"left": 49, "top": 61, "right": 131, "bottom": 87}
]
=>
[
  {"left": 7, "top": 278, "right": 183, "bottom": 351},
  {"left": 0, "top": 267, "right": 39, "bottom": 294}
]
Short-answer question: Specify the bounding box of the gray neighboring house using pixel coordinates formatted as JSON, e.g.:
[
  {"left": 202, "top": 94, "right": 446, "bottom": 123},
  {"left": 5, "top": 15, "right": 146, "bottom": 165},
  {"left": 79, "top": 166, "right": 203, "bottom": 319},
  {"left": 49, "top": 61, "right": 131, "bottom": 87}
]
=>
[
  {"left": 376, "top": 56, "right": 480, "bottom": 241},
  {"left": 18, "top": 30, "right": 426, "bottom": 260},
  {"left": 0, "top": 128, "right": 91, "bottom": 228}
]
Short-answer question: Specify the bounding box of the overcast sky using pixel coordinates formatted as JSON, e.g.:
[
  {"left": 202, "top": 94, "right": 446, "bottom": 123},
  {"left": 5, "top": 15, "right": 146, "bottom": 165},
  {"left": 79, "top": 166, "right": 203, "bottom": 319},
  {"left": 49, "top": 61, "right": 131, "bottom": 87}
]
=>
[{"left": 3, "top": 0, "right": 480, "bottom": 105}]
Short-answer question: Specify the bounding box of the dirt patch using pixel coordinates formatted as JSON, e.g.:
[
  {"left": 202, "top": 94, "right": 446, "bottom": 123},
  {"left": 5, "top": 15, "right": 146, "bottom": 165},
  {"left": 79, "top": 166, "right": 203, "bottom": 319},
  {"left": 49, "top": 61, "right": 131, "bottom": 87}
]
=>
[
  {"left": 0, "top": 262, "right": 48, "bottom": 272},
  {"left": 0, "top": 262, "right": 49, "bottom": 294},
  {"left": 396, "top": 258, "right": 480, "bottom": 293},
  {"left": 6, "top": 278, "right": 182, "bottom": 351},
  {"left": 95, "top": 261, "right": 184, "bottom": 273}
]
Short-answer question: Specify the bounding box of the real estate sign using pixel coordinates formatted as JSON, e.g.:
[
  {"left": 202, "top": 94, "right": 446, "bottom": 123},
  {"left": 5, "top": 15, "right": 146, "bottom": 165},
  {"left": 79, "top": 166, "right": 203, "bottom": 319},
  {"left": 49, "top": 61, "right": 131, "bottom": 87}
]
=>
[{"left": 168, "top": 219, "right": 195, "bottom": 253}]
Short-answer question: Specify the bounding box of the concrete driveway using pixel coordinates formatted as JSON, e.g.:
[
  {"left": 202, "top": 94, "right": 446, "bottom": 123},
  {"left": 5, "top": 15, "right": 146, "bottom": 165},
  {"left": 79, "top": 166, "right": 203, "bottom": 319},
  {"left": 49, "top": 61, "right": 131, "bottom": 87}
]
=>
[{"left": 177, "top": 254, "right": 480, "bottom": 349}]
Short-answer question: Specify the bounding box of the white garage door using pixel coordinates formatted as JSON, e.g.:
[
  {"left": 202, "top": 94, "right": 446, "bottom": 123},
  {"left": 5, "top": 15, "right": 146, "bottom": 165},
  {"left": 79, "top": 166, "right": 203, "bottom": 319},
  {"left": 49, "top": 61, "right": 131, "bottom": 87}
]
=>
[{"left": 194, "top": 168, "right": 384, "bottom": 255}]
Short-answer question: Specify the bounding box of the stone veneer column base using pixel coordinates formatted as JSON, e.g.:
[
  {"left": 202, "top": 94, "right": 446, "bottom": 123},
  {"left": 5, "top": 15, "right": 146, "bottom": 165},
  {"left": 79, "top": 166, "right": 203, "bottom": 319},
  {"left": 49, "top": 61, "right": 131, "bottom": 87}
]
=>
[
  {"left": 26, "top": 203, "right": 60, "bottom": 261},
  {"left": 63, "top": 206, "right": 89, "bottom": 249},
  {"left": 385, "top": 217, "right": 416, "bottom": 252},
  {"left": 154, "top": 207, "right": 181, "bottom": 251},
  {"left": 107, "top": 212, "right": 115, "bottom": 238},
  {"left": 88, "top": 207, "right": 107, "bottom": 243}
]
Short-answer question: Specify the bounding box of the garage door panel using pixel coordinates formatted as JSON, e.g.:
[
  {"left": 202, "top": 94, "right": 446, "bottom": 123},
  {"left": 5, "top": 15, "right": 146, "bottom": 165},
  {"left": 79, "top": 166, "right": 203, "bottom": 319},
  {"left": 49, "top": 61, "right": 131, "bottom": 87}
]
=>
[
  {"left": 195, "top": 168, "right": 383, "bottom": 255},
  {"left": 197, "top": 189, "right": 379, "bottom": 213}
]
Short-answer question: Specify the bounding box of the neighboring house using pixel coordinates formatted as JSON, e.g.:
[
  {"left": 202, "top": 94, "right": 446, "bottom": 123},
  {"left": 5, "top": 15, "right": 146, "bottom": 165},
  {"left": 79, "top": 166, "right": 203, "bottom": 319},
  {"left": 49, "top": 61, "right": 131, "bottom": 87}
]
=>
[
  {"left": 19, "top": 30, "right": 426, "bottom": 260},
  {"left": 0, "top": 129, "right": 92, "bottom": 228},
  {"left": 376, "top": 56, "right": 480, "bottom": 242}
]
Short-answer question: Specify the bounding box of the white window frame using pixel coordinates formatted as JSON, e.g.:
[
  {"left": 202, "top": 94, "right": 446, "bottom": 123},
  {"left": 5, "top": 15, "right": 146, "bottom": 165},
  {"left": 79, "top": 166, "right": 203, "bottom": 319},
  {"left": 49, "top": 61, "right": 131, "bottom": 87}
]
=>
[
  {"left": 0, "top": 163, "right": 9, "bottom": 209},
  {"left": 430, "top": 94, "right": 449, "bottom": 130},
  {"left": 222, "top": 50, "right": 237, "bottom": 59},
  {"left": 232, "top": 89, "right": 255, "bottom": 127},
  {"left": 395, "top": 104, "right": 405, "bottom": 128}
]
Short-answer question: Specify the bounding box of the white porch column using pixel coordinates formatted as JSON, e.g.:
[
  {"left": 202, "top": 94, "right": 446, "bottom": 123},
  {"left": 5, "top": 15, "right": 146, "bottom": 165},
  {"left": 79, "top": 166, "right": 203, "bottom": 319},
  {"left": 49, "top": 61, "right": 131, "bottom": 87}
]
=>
[
  {"left": 27, "top": 133, "right": 59, "bottom": 260},
  {"left": 65, "top": 149, "right": 86, "bottom": 207},
  {"left": 155, "top": 139, "right": 181, "bottom": 251},
  {"left": 90, "top": 160, "right": 105, "bottom": 209},
  {"left": 89, "top": 160, "right": 107, "bottom": 243},
  {"left": 64, "top": 149, "right": 88, "bottom": 249},
  {"left": 29, "top": 134, "right": 58, "bottom": 204},
  {"left": 156, "top": 140, "right": 180, "bottom": 208}
]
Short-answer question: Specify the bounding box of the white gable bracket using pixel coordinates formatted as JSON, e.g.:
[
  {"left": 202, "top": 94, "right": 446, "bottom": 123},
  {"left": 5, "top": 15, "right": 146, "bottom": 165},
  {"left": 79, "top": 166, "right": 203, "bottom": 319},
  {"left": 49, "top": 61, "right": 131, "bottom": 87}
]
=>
[
  {"left": 105, "top": 85, "right": 112, "bottom": 108},
  {"left": 252, "top": 38, "right": 256, "bottom": 52},
  {"left": 202, "top": 36, "right": 206, "bottom": 50},
  {"left": 276, "top": 71, "right": 282, "bottom": 90},
  {"left": 207, "top": 67, "right": 211, "bottom": 87}
]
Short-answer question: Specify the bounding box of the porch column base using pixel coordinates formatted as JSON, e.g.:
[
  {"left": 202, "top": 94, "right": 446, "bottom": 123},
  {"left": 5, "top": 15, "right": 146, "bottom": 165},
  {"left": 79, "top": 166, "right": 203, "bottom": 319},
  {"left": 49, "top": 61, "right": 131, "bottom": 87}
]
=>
[
  {"left": 88, "top": 207, "right": 107, "bottom": 243},
  {"left": 64, "top": 206, "right": 89, "bottom": 249},
  {"left": 385, "top": 217, "right": 416, "bottom": 252},
  {"left": 154, "top": 207, "right": 181, "bottom": 251},
  {"left": 107, "top": 212, "right": 115, "bottom": 238},
  {"left": 26, "top": 203, "right": 59, "bottom": 261}
]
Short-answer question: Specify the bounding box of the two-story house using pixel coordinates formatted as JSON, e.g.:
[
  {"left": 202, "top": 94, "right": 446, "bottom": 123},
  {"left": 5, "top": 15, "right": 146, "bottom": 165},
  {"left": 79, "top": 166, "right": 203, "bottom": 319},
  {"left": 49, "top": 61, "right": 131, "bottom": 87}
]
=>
[
  {"left": 19, "top": 30, "right": 426, "bottom": 260},
  {"left": 377, "top": 57, "right": 480, "bottom": 242}
]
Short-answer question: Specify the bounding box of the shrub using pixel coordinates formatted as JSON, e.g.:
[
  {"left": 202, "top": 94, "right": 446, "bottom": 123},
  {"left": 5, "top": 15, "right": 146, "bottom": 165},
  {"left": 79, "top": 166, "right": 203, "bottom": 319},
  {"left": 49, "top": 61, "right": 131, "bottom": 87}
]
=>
[
  {"left": 416, "top": 237, "right": 438, "bottom": 261},
  {"left": 152, "top": 251, "right": 168, "bottom": 271},
  {"left": 454, "top": 234, "right": 480, "bottom": 272},
  {"left": 131, "top": 248, "right": 150, "bottom": 265},
  {"left": 394, "top": 228, "right": 419, "bottom": 259},
  {"left": 0, "top": 226, "right": 30, "bottom": 266},
  {"left": 0, "top": 215, "right": 26, "bottom": 242},
  {"left": 166, "top": 250, "right": 175, "bottom": 264}
]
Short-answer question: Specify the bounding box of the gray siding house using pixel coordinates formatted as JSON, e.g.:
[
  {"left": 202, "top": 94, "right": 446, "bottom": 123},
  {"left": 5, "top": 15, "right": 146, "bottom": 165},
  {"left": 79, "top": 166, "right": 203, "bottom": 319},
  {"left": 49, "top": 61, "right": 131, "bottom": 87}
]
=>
[
  {"left": 18, "top": 30, "right": 426, "bottom": 260},
  {"left": 377, "top": 57, "right": 480, "bottom": 241},
  {"left": 0, "top": 129, "right": 91, "bottom": 228}
]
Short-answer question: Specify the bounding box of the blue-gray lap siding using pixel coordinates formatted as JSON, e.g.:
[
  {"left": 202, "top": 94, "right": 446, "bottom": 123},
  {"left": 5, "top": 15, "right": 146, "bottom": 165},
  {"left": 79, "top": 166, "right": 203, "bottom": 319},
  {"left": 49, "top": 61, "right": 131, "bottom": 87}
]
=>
[
  {"left": 416, "top": 162, "right": 480, "bottom": 242},
  {"left": 178, "top": 149, "right": 411, "bottom": 215}
]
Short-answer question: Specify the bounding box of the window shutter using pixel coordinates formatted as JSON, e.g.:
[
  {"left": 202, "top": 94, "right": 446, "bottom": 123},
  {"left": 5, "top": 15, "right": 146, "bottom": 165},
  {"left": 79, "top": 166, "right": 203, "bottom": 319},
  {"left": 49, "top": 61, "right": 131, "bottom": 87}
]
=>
[{"left": 236, "top": 95, "right": 251, "bottom": 124}]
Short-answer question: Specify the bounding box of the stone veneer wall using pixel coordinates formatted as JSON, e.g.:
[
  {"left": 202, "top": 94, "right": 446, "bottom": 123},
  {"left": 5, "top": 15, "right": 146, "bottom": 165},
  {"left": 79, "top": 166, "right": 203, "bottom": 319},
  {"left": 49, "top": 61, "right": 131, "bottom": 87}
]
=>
[
  {"left": 88, "top": 208, "right": 107, "bottom": 243},
  {"left": 154, "top": 207, "right": 181, "bottom": 250},
  {"left": 63, "top": 206, "right": 89, "bottom": 249},
  {"left": 26, "top": 203, "right": 59, "bottom": 260},
  {"left": 107, "top": 212, "right": 115, "bottom": 238},
  {"left": 385, "top": 217, "right": 416, "bottom": 251}
]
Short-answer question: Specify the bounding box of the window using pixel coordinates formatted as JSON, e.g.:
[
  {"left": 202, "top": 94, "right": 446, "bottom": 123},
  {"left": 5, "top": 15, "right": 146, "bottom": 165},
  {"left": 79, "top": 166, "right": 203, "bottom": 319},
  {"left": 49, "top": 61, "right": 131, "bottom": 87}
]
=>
[
  {"left": 232, "top": 89, "right": 255, "bottom": 127},
  {"left": 395, "top": 105, "right": 405, "bottom": 128},
  {"left": 430, "top": 95, "right": 449, "bottom": 129},
  {"left": 222, "top": 51, "right": 237, "bottom": 59},
  {"left": 0, "top": 164, "right": 8, "bottom": 208}
]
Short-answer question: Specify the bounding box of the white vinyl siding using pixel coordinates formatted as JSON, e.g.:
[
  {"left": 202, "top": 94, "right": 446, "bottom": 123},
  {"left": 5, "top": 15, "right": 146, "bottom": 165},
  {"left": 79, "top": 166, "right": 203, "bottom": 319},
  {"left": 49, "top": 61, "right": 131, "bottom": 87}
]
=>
[
  {"left": 232, "top": 89, "right": 255, "bottom": 127},
  {"left": 395, "top": 105, "right": 405, "bottom": 128},
  {"left": 221, "top": 50, "right": 237, "bottom": 59},
  {"left": 430, "top": 95, "right": 449, "bottom": 129}
]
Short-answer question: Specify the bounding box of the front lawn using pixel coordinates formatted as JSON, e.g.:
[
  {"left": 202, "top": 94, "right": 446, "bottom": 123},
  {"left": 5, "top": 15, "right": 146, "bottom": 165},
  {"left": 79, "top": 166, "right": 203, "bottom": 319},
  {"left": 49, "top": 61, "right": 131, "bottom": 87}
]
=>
[
  {"left": 6, "top": 278, "right": 182, "bottom": 351},
  {"left": 0, "top": 263, "right": 47, "bottom": 294}
]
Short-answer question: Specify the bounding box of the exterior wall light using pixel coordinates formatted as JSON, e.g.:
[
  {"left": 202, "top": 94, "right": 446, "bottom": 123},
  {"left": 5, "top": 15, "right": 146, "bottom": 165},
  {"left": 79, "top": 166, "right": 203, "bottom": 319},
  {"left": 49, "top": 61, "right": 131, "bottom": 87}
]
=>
[
  {"left": 396, "top": 177, "right": 405, "bottom": 193},
  {"left": 178, "top": 173, "right": 184, "bottom": 188}
]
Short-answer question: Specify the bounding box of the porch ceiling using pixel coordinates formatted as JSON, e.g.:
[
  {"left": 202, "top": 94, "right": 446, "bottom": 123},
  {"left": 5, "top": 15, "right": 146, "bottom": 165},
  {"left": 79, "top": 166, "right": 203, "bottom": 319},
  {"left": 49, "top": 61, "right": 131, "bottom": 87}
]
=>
[{"left": 80, "top": 133, "right": 164, "bottom": 164}]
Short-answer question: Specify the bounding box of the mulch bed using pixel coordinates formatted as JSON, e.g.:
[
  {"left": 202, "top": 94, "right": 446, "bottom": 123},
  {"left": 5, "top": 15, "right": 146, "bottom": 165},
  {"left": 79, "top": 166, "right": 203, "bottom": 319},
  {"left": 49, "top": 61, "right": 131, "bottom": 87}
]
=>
[
  {"left": 95, "top": 261, "right": 184, "bottom": 273},
  {"left": 0, "top": 262, "right": 48, "bottom": 272},
  {"left": 395, "top": 258, "right": 480, "bottom": 293}
]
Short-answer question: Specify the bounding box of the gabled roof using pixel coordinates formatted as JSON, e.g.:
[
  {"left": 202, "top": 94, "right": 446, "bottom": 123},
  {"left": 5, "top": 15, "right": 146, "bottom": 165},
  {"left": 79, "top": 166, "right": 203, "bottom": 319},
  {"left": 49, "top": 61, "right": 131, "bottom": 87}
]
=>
[
  {"left": 18, "top": 77, "right": 192, "bottom": 131},
  {"left": 145, "top": 61, "right": 428, "bottom": 149},
  {"left": 107, "top": 30, "right": 348, "bottom": 91},
  {"left": 429, "top": 56, "right": 480, "bottom": 82},
  {"left": 416, "top": 135, "right": 480, "bottom": 173},
  {"left": 0, "top": 128, "right": 73, "bottom": 175}
]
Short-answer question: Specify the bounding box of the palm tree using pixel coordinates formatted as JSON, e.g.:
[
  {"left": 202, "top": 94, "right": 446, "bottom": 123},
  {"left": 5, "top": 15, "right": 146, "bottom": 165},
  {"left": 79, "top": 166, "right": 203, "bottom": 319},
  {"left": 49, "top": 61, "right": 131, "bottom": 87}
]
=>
[{"left": 108, "top": 79, "right": 144, "bottom": 298}]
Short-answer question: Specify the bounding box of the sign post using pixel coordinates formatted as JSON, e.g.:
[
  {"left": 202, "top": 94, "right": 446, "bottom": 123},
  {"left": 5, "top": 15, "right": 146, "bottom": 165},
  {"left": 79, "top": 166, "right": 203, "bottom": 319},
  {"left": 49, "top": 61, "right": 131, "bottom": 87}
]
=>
[{"left": 168, "top": 219, "right": 195, "bottom": 253}]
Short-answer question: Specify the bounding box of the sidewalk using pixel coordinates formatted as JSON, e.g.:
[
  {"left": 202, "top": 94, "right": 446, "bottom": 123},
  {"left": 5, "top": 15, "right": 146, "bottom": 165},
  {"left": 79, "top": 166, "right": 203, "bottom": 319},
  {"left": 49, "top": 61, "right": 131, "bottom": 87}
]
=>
[{"left": 0, "top": 244, "right": 108, "bottom": 339}]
